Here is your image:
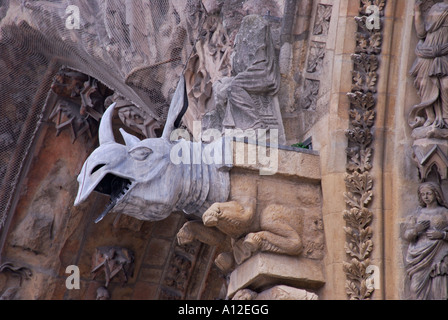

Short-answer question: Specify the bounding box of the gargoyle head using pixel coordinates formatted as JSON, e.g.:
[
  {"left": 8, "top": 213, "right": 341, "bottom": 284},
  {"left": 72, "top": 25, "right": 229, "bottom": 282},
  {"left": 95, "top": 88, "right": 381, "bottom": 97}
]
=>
[{"left": 74, "top": 77, "right": 231, "bottom": 222}]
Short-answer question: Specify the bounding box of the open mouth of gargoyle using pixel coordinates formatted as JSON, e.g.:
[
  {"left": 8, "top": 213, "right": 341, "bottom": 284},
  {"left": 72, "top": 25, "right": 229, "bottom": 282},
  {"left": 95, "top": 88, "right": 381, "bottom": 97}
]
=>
[{"left": 94, "top": 174, "right": 133, "bottom": 223}]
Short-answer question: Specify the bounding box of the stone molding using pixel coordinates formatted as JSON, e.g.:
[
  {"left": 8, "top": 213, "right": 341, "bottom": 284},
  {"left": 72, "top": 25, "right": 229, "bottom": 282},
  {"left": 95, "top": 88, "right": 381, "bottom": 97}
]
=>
[{"left": 343, "top": 0, "right": 386, "bottom": 300}]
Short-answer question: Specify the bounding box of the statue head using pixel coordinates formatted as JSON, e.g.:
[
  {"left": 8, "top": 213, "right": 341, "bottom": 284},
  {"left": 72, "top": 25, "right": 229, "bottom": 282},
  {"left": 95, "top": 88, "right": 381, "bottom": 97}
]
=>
[{"left": 417, "top": 182, "right": 448, "bottom": 208}]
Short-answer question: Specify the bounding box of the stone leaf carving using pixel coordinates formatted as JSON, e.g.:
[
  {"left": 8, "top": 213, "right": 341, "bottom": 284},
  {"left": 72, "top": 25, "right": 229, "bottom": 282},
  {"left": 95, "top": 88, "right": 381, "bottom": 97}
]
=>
[
  {"left": 313, "top": 4, "right": 332, "bottom": 36},
  {"left": 401, "top": 182, "right": 448, "bottom": 300},
  {"left": 344, "top": 0, "right": 385, "bottom": 300},
  {"left": 307, "top": 42, "right": 326, "bottom": 74},
  {"left": 351, "top": 53, "right": 379, "bottom": 93},
  {"left": 302, "top": 79, "right": 320, "bottom": 110},
  {"left": 358, "top": 0, "right": 386, "bottom": 17},
  {"left": 356, "top": 32, "right": 383, "bottom": 55}
]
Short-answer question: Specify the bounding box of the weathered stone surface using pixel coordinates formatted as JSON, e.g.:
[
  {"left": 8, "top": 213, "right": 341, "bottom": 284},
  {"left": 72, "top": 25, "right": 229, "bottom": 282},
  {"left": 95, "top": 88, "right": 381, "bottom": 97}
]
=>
[
  {"left": 202, "top": 14, "right": 286, "bottom": 145},
  {"left": 227, "top": 253, "right": 325, "bottom": 298},
  {"left": 232, "top": 285, "right": 318, "bottom": 300},
  {"left": 231, "top": 141, "right": 321, "bottom": 180}
]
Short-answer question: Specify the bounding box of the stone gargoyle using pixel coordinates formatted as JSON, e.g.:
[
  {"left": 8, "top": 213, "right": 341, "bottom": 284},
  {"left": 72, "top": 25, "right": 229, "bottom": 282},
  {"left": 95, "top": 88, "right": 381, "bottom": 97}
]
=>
[
  {"left": 74, "top": 75, "right": 304, "bottom": 266},
  {"left": 74, "top": 76, "right": 232, "bottom": 222}
]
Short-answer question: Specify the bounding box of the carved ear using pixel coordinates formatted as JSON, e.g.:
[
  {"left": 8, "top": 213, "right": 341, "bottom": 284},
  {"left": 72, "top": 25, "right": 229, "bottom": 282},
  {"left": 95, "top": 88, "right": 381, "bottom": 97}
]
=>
[
  {"left": 119, "top": 128, "right": 141, "bottom": 148},
  {"left": 161, "top": 75, "right": 188, "bottom": 140},
  {"left": 129, "top": 146, "right": 152, "bottom": 161}
]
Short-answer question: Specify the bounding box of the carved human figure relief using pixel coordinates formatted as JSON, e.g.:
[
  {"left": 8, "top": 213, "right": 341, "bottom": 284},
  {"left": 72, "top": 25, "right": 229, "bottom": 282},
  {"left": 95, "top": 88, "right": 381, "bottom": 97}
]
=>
[
  {"left": 402, "top": 182, "right": 448, "bottom": 300},
  {"left": 408, "top": 0, "right": 448, "bottom": 135},
  {"left": 202, "top": 14, "right": 286, "bottom": 145}
]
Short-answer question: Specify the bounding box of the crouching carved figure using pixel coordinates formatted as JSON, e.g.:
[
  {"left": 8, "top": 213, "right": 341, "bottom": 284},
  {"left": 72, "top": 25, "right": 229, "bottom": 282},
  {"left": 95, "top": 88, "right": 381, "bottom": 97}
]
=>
[
  {"left": 177, "top": 200, "right": 303, "bottom": 269},
  {"left": 74, "top": 75, "right": 303, "bottom": 272}
]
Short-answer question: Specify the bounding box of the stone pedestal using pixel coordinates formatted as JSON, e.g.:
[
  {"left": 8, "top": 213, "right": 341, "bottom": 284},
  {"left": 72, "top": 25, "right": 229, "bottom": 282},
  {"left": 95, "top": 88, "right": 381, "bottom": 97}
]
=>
[{"left": 227, "top": 253, "right": 325, "bottom": 298}]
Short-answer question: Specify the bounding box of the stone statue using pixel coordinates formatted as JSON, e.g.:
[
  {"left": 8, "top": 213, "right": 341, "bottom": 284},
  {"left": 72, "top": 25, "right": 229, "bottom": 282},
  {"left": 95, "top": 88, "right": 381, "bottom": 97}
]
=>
[
  {"left": 178, "top": 201, "right": 304, "bottom": 268},
  {"left": 403, "top": 182, "right": 448, "bottom": 300},
  {"left": 74, "top": 76, "right": 232, "bottom": 222},
  {"left": 202, "top": 15, "right": 286, "bottom": 145},
  {"left": 408, "top": 0, "right": 448, "bottom": 136}
]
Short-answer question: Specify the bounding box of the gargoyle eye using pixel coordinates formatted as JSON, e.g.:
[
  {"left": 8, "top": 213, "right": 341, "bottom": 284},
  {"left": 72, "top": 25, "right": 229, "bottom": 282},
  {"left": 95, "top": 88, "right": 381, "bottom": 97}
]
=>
[
  {"left": 129, "top": 146, "right": 152, "bottom": 161},
  {"left": 91, "top": 164, "right": 106, "bottom": 175}
]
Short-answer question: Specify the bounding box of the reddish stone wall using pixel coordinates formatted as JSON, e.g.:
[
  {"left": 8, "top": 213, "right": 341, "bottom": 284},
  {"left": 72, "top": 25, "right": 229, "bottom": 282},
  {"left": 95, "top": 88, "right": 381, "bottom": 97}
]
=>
[{"left": 0, "top": 125, "right": 226, "bottom": 300}]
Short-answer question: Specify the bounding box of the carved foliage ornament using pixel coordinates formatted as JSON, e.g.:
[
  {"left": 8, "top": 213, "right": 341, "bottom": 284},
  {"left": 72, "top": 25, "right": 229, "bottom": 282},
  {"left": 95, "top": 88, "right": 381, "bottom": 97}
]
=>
[{"left": 344, "top": 0, "right": 386, "bottom": 300}]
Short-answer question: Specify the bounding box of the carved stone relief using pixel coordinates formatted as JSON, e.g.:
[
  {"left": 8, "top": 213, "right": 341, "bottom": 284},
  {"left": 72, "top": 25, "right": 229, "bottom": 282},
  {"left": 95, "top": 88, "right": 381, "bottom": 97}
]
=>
[
  {"left": 200, "top": 14, "right": 286, "bottom": 145},
  {"left": 307, "top": 41, "right": 326, "bottom": 74},
  {"left": 0, "top": 262, "right": 32, "bottom": 300},
  {"left": 405, "top": 0, "right": 448, "bottom": 300},
  {"left": 160, "top": 242, "right": 201, "bottom": 300},
  {"left": 408, "top": 0, "right": 448, "bottom": 138},
  {"left": 301, "top": 79, "right": 320, "bottom": 110},
  {"left": 408, "top": 0, "right": 448, "bottom": 185},
  {"left": 91, "top": 246, "right": 134, "bottom": 287},
  {"left": 178, "top": 202, "right": 304, "bottom": 269},
  {"left": 48, "top": 68, "right": 113, "bottom": 143},
  {"left": 184, "top": 12, "right": 232, "bottom": 130},
  {"left": 313, "top": 4, "right": 332, "bottom": 36},
  {"left": 232, "top": 285, "right": 318, "bottom": 300},
  {"left": 401, "top": 182, "right": 448, "bottom": 300},
  {"left": 296, "top": 2, "right": 332, "bottom": 116},
  {"left": 176, "top": 145, "right": 325, "bottom": 298},
  {"left": 344, "top": 0, "right": 386, "bottom": 300}
]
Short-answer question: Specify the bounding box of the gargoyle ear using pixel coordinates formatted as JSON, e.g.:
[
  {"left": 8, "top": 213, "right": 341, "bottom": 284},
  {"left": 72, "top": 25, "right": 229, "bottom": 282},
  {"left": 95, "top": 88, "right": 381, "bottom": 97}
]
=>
[
  {"left": 161, "top": 75, "right": 188, "bottom": 140},
  {"left": 120, "top": 128, "right": 141, "bottom": 148},
  {"left": 129, "top": 146, "right": 152, "bottom": 161}
]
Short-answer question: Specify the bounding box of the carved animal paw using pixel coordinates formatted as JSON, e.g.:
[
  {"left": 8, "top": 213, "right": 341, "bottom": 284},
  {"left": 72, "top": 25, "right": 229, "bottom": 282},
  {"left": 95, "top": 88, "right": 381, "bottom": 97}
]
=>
[
  {"left": 203, "top": 205, "right": 220, "bottom": 227},
  {"left": 243, "top": 233, "right": 262, "bottom": 253},
  {"left": 177, "top": 224, "right": 195, "bottom": 246}
]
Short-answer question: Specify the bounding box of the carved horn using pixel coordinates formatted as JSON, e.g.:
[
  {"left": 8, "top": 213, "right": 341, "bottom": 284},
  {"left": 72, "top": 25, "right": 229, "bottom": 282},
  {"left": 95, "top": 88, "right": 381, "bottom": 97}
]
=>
[{"left": 99, "top": 102, "right": 117, "bottom": 145}]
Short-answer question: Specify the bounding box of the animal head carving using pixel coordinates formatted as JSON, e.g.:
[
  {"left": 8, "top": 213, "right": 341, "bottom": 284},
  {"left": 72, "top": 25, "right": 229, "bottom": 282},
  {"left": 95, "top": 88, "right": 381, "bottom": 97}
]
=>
[{"left": 74, "top": 77, "right": 231, "bottom": 222}]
